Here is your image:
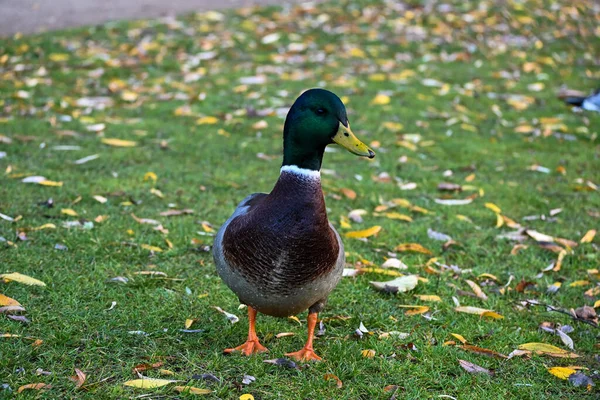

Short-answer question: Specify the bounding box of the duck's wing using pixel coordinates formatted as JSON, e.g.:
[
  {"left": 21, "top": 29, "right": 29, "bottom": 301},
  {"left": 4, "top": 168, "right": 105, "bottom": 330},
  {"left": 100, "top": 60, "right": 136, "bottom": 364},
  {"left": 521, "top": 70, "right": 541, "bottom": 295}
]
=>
[
  {"left": 582, "top": 92, "right": 600, "bottom": 112},
  {"left": 213, "top": 193, "right": 267, "bottom": 271}
]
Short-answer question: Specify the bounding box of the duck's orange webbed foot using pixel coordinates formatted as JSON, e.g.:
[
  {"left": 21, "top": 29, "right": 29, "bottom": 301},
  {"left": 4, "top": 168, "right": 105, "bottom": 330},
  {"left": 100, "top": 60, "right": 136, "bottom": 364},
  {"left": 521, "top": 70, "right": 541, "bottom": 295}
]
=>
[
  {"left": 224, "top": 306, "right": 268, "bottom": 356},
  {"left": 224, "top": 339, "right": 268, "bottom": 356},
  {"left": 285, "top": 312, "right": 323, "bottom": 362},
  {"left": 285, "top": 347, "right": 322, "bottom": 362}
]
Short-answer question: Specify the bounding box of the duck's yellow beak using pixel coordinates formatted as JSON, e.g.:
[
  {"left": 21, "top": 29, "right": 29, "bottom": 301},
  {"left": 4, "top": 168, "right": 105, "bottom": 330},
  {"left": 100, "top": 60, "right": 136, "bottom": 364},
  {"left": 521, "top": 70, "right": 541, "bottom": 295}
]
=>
[{"left": 332, "top": 121, "right": 375, "bottom": 158}]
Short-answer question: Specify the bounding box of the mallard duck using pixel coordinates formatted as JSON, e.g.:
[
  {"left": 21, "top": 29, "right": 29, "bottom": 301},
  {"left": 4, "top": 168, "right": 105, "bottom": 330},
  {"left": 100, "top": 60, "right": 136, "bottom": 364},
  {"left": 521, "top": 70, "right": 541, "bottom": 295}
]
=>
[{"left": 213, "top": 88, "right": 375, "bottom": 361}]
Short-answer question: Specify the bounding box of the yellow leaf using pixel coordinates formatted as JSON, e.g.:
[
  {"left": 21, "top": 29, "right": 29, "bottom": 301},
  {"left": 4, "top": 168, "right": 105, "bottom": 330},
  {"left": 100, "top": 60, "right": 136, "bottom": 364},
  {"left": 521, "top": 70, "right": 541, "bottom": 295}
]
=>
[
  {"left": 359, "top": 267, "right": 403, "bottom": 276},
  {"left": 173, "top": 386, "right": 211, "bottom": 395},
  {"left": 140, "top": 244, "right": 163, "bottom": 252},
  {"left": 465, "top": 174, "right": 475, "bottom": 182},
  {"left": 185, "top": 319, "right": 195, "bottom": 329},
  {"left": 456, "top": 214, "right": 473, "bottom": 223},
  {"left": 95, "top": 215, "right": 108, "bottom": 223},
  {"left": 593, "top": 300, "right": 600, "bottom": 309},
  {"left": 101, "top": 138, "right": 137, "bottom": 147},
  {"left": 49, "top": 53, "right": 69, "bottom": 62},
  {"left": 361, "top": 349, "right": 376, "bottom": 358},
  {"left": 31, "top": 223, "right": 56, "bottom": 231},
  {"left": 123, "top": 378, "right": 175, "bottom": 389},
  {"left": 61, "top": 208, "right": 78, "bottom": 217},
  {"left": 0, "top": 272, "right": 46, "bottom": 286},
  {"left": 382, "top": 121, "right": 404, "bottom": 132},
  {"left": 495, "top": 213, "right": 504, "bottom": 228},
  {"left": 547, "top": 367, "right": 578, "bottom": 380},
  {"left": 455, "top": 306, "right": 491, "bottom": 315},
  {"left": 340, "top": 188, "right": 356, "bottom": 200},
  {"left": 569, "top": 280, "right": 589, "bottom": 288},
  {"left": 160, "top": 369, "right": 175, "bottom": 376},
  {"left": 414, "top": 294, "right": 441, "bottom": 302},
  {"left": 93, "top": 195, "right": 107, "bottom": 204},
  {"left": 518, "top": 343, "right": 579, "bottom": 358},
  {"left": 239, "top": 395, "right": 255, "bottom": 400},
  {"left": 398, "top": 305, "right": 429, "bottom": 316},
  {"left": 121, "top": 90, "right": 138, "bottom": 102},
  {"left": 465, "top": 279, "right": 488, "bottom": 300},
  {"left": 394, "top": 243, "right": 432, "bottom": 254},
  {"left": 485, "top": 202, "right": 501, "bottom": 214},
  {"left": 0, "top": 294, "right": 21, "bottom": 306},
  {"left": 144, "top": 172, "right": 158, "bottom": 183},
  {"left": 38, "top": 180, "right": 63, "bottom": 187},
  {"left": 451, "top": 333, "right": 467, "bottom": 344},
  {"left": 383, "top": 212, "right": 412, "bottom": 222},
  {"left": 349, "top": 47, "right": 366, "bottom": 58},
  {"left": 477, "top": 273, "right": 499, "bottom": 281},
  {"left": 371, "top": 94, "right": 391, "bottom": 105},
  {"left": 196, "top": 116, "right": 219, "bottom": 125},
  {"left": 481, "top": 311, "right": 504, "bottom": 319},
  {"left": 150, "top": 188, "right": 164, "bottom": 198},
  {"left": 345, "top": 226, "right": 382, "bottom": 239},
  {"left": 288, "top": 316, "right": 301, "bottom": 324},
  {"left": 581, "top": 229, "right": 596, "bottom": 243}
]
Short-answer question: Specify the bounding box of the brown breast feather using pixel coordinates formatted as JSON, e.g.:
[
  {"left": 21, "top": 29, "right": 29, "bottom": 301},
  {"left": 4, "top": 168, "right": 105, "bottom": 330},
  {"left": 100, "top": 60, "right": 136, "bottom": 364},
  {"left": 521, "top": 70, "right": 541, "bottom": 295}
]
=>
[{"left": 222, "top": 173, "right": 339, "bottom": 294}]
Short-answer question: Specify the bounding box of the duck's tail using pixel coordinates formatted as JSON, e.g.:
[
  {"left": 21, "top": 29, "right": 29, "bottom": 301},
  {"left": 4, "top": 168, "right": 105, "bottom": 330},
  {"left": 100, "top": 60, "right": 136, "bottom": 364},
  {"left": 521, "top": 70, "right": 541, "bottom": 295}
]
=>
[{"left": 563, "top": 96, "right": 585, "bottom": 107}]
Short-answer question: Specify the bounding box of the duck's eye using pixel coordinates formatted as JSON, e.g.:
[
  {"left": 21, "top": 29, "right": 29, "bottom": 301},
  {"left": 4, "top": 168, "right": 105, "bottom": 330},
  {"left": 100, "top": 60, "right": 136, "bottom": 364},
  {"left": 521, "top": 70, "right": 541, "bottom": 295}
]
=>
[{"left": 316, "top": 108, "right": 326, "bottom": 115}]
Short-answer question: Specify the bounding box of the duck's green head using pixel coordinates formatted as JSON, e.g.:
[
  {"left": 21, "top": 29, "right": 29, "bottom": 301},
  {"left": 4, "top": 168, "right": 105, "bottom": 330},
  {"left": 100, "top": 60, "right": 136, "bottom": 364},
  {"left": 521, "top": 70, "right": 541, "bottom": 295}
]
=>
[{"left": 282, "top": 88, "right": 375, "bottom": 171}]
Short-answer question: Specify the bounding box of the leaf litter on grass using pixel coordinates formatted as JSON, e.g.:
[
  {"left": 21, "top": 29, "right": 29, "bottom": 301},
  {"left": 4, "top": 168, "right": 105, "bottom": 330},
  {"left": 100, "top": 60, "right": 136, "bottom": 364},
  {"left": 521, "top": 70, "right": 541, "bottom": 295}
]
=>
[{"left": 0, "top": 0, "right": 599, "bottom": 397}]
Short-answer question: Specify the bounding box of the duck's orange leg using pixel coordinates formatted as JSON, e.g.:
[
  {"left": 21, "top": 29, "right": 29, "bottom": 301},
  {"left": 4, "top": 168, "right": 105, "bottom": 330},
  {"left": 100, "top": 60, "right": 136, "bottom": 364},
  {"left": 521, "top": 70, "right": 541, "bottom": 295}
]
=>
[
  {"left": 224, "top": 306, "right": 268, "bottom": 356},
  {"left": 285, "top": 312, "right": 322, "bottom": 362}
]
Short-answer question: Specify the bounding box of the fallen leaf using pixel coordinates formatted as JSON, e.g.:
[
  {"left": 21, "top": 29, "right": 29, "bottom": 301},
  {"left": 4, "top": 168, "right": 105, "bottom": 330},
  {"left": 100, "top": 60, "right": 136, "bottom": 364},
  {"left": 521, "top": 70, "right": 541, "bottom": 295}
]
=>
[
  {"left": 264, "top": 358, "right": 299, "bottom": 369},
  {"left": 518, "top": 343, "right": 579, "bottom": 358},
  {"left": 414, "top": 294, "right": 441, "bottom": 302},
  {"left": 451, "top": 333, "right": 467, "bottom": 344},
  {"left": 394, "top": 243, "right": 432, "bottom": 254},
  {"left": 361, "top": 349, "right": 376, "bottom": 358},
  {"left": 398, "top": 305, "right": 430, "bottom": 315},
  {"left": 458, "top": 359, "right": 494, "bottom": 376},
  {"left": 340, "top": 188, "right": 356, "bottom": 199},
  {"left": 0, "top": 294, "right": 21, "bottom": 306},
  {"left": 345, "top": 226, "right": 382, "bottom": 239},
  {"left": 123, "top": 378, "right": 176, "bottom": 389},
  {"left": 213, "top": 306, "right": 239, "bottom": 323},
  {"left": 580, "top": 229, "right": 596, "bottom": 243},
  {"left": 0, "top": 272, "right": 46, "bottom": 286},
  {"left": 459, "top": 345, "right": 507, "bottom": 359},
  {"left": 101, "top": 138, "right": 137, "bottom": 147},
  {"left": 239, "top": 395, "right": 255, "bottom": 400},
  {"left": 69, "top": 368, "right": 86, "bottom": 388},
  {"left": 17, "top": 383, "right": 52, "bottom": 393},
  {"left": 324, "top": 373, "right": 343, "bottom": 389},
  {"left": 173, "top": 386, "right": 212, "bottom": 395},
  {"left": 370, "top": 275, "right": 418, "bottom": 294},
  {"left": 61, "top": 208, "right": 78, "bottom": 217}
]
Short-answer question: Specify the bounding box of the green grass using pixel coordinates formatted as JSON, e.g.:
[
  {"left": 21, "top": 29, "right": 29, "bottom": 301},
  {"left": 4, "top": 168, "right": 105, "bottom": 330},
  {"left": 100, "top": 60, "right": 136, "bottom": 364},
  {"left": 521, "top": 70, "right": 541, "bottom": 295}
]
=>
[{"left": 1, "top": 0, "right": 599, "bottom": 398}]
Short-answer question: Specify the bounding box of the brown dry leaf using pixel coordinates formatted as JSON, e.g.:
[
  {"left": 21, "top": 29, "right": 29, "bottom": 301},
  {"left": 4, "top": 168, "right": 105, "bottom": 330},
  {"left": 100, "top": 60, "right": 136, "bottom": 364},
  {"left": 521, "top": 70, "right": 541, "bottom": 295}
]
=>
[
  {"left": 101, "top": 138, "right": 137, "bottom": 147},
  {"left": 398, "top": 305, "right": 430, "bottom": 316},
  {"left": 580, "top": 229, "right": 596, "bottom": 243},
  {"left": 458, "top": 359, "right": 494, "bottom": 376},
  {"left": 518, "top": 343, "right": 579, "bottom": 358},
  {"left": 465, "top": 279, "right": 488, "bottom": 300},
  {"left": 0, "top": 272, "right": 46, "bottom": 286},
  {"left": 459, "top": 345, "right": 507, "bottom": 359},
  {"left": 324, "top": 373, "right": 343, "bottom": 389},
  {"left": 345, "top": 226, "right": 382, "bottom": 239},
  {"left": 160, "top": 209, "right": 194, "bottom": 217},
  {"left": 133, "top": 362, "right": 164, "bottom": 374},
  {"left": 516, "top": 279, "right": 535, "bottom": 292},
  {"left": 340, "top": 188, "right": 356, "bottom": 200},
  {"left": 17, "top": 383, "right": 52, "bottom": 393},
  {"left": 173, "top": 386, "right": 212, "bottom": 395},
  {"left": 510, "top": 244, "right": 528, "bottom": 255},
  {"left": 394, "top": 243, "right": 432, "bottom": 254},
  {"left": 275, "top": 332, "right": 295, "bottom": 338},
  {"left": 0, "top": 293, "right": 21, "bottom": 306},
  {"left": 69, "top": 368, "right": 86, "bottom": 388}
]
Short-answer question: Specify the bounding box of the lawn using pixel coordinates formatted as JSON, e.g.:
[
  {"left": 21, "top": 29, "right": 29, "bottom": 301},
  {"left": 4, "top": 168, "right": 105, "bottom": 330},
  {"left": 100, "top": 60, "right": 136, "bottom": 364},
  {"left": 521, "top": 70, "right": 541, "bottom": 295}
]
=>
[{"left": 1, "top": 0, "right": 599, "bottom": 398}]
